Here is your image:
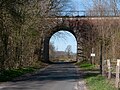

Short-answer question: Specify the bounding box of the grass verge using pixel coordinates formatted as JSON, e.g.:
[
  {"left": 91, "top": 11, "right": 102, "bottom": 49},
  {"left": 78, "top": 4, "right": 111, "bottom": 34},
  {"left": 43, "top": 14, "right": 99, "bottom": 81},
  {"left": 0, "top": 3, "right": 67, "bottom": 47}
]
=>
[
  {"left": 76, "top": 61, "right": 95, "bottom": 70},
  {"left": 76, "top": 61, "right": 116, "bottom": 90},
  {"left": 0, "top": 67, "right": 38, "bottom": 82},
  {"left": 85, "top": 75, "right": 115, "bottom": 90},
  {"left": 80, "top": 63, "right": 95, "bottom": 70}
]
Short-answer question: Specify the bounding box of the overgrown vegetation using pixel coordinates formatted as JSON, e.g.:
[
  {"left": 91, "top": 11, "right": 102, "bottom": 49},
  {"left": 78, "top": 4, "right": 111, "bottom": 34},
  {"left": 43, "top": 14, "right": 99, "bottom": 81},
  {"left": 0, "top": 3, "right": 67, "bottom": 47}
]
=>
[
  {"left": 0, "top": 67, "right": 38, "bottom": 82},
  {"left": 76, "top": 60, "right": 116, "bottom": 90},
  {"left": 0, "top": 0, "right": 72, "bottom": 70},
  {"left": 85, "top": 75, "right": 115, "bottom": 90}
]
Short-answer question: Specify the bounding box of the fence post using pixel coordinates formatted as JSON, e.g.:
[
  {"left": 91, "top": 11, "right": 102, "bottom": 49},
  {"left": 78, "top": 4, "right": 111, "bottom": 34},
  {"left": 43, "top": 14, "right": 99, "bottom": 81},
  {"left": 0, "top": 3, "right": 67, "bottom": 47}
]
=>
[
  {"left": 115, "top": 59, "right": 120, "bottom": 89},
  {"left": 107, "top": 59, "right": 111, "bottom": 79},
  {"left": 102, "top": 60, "right": 106, "bottom": 76}
]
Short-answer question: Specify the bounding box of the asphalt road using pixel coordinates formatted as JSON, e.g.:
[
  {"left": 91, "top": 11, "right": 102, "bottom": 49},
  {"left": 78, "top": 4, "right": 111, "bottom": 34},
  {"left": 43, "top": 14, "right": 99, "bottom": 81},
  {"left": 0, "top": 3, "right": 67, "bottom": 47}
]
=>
[{"left": 0, "top": 63, "right": 87, "bottom": 90}]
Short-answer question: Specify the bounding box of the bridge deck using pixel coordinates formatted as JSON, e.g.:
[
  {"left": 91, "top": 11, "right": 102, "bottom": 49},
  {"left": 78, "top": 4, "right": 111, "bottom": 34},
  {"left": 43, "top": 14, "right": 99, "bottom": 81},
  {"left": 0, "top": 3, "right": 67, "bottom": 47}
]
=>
[
  {"left": 48, "top": 10, "right": 120, "bottom": 19},
  {"left": 48, "top": 16, "right": 120, "bottom": 20}
]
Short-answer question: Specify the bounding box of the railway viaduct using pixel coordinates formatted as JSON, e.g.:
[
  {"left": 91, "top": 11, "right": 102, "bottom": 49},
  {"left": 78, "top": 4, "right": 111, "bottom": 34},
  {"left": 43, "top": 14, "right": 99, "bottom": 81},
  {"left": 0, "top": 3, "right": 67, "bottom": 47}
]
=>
[{"left": 42, "top": 11, "right": 120, "bottom": 63}]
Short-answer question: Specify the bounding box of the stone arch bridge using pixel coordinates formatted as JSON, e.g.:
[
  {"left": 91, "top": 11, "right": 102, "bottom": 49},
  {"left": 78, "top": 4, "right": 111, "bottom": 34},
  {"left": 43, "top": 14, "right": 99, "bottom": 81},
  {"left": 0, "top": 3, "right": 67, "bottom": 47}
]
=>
[{"left": 42, "top": 15, "right": 120, "bottom": 63}]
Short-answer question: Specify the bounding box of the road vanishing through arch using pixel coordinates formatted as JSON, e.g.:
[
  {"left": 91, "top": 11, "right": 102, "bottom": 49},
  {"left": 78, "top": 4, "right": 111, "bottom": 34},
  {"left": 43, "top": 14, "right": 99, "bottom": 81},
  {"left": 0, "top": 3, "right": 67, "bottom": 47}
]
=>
[{"left": 0, "top": 63, "right": 87, "bottom": 90}]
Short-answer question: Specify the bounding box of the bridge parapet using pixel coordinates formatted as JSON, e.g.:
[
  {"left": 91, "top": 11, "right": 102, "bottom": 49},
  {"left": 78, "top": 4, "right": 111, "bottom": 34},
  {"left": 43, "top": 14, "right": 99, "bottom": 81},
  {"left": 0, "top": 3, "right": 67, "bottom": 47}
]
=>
[{"left": 49, "top": 10, "right": 120, "bottom": 17}]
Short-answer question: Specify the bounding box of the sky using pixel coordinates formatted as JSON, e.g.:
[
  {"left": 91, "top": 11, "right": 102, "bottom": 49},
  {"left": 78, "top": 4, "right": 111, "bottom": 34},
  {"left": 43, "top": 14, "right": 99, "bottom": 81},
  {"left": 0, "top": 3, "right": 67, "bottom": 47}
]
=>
[
  {"left": 72, "top": 0, "right": 85, "bottom": 10},
  {"left": 50, "top": 31, "right": 77, "bottom": 53}
]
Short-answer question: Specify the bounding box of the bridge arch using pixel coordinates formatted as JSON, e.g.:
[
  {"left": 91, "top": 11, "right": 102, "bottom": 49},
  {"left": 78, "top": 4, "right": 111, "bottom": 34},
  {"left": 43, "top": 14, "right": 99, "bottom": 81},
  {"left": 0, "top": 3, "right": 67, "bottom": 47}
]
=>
[
  {"left": 43, "top": 26, "right": 78, "bottom": 63},
  {"left": 49, "top": 30, "right": 77, "bottom": 63},
  {"left": 43, "top": 18, "right": 94, "bottom": 63}
]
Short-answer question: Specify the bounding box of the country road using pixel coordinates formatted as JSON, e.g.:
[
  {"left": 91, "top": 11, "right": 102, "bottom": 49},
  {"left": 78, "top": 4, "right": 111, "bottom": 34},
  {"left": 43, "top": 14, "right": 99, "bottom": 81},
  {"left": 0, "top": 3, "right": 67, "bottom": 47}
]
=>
[{"left": 0, "top": 63, "right": 87, "bottom": 90}]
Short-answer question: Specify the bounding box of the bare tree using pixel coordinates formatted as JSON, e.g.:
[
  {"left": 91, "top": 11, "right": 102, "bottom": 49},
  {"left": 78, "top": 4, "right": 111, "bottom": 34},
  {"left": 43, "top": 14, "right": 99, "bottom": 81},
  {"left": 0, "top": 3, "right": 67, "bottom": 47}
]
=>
[
  {"left": 84, "top": 0, "right": 120, "bottom": 16},
  {"left": 0, "top": 0, "right": 73, "bottom": 70},
  {"left": 65, "top": 45, "right": 72, "bottom": 59}
]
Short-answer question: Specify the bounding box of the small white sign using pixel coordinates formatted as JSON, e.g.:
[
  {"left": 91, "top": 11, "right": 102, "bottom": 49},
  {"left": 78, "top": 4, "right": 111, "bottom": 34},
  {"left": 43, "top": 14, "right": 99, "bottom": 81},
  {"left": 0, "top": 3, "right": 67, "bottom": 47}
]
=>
[{"left": 91, "top": 53, "right": 95, "bottom": 57}]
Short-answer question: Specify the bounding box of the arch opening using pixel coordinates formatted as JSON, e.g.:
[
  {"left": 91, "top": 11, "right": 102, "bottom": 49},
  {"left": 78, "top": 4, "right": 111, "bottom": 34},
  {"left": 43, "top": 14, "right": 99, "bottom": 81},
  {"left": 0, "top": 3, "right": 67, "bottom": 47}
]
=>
[{"left": 49, "top": 30, "right": 77, "bottom": 63}]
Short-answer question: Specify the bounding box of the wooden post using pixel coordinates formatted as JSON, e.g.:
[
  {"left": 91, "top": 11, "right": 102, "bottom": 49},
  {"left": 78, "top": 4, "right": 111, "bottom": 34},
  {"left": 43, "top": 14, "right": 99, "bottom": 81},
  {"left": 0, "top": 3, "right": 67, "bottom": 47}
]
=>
[
  {"left": 107, "top": 59, "right": 111, "bottom": 79},
  {"left": 100, "top": 42, "right": 103, "bottom": 74},
  {"left": 115, "top": 59, "right": 120, "bottom": 89},
  {"left": 92, "top": 48, "right": 94, "bottom": 65},
  {"left": 102, "top": 60, "right": 106, "bottom": 76}
]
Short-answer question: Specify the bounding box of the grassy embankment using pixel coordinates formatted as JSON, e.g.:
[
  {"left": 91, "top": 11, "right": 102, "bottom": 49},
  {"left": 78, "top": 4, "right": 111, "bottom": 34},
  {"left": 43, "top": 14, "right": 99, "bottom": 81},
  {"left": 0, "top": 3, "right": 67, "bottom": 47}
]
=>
[
  {"left": 0, "top": 63, "right": 48, "bottom": 82},
  {"left": 76, "top": 61, "right": 115, "bottom": 90},
  {"left": 0, "top": 67, "right": 37, "bottom": 82}
]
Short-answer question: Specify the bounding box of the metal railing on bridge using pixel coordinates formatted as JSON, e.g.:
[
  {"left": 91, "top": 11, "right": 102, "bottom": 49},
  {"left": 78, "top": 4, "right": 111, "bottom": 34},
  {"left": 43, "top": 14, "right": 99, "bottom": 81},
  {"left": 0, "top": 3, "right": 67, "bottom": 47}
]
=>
[{"left": 49, "top": 10, "right": 120, "bottom": 17}]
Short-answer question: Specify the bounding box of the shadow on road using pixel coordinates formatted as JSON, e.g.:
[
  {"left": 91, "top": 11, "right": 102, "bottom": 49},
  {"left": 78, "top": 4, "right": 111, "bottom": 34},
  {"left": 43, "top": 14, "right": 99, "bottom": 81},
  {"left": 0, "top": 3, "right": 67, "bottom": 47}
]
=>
[
  {"left": 12, "top": 63, "right": 79, "bottom": 82},
  {"left": 0, "top": 63, "right": 100, "bottom": 90},
  {"left": 82, "top": 69, "right": 100, "bottom": 79},
  {"left": 50, "top": 61, "right": 77, "bottom": 64}
]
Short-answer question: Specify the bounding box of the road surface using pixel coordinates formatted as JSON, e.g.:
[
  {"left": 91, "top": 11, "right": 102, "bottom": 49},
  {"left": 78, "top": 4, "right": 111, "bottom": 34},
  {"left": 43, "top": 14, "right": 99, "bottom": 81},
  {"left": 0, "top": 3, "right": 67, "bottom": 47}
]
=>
[{"left": 0, "top": 63, "right": 87, "bottom": 90}]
